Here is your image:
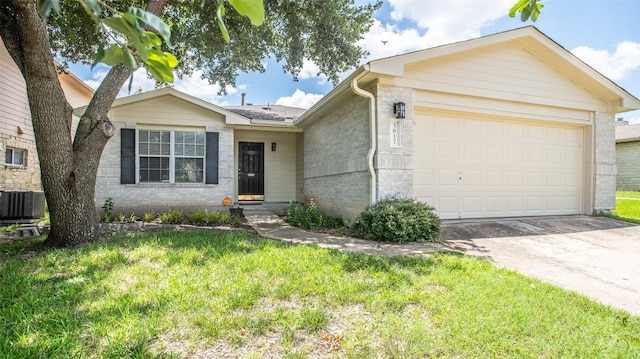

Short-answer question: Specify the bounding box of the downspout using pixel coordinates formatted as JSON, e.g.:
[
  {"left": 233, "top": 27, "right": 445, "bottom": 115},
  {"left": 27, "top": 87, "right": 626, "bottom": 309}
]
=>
[{"left": 351, "top": 66, "right": 377, "bottom": 205}]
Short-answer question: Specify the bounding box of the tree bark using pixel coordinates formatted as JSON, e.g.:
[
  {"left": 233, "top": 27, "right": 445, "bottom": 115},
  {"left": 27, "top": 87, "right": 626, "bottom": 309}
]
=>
[{"left": 0, "top": 0, "right": 166, "bottom": 247}]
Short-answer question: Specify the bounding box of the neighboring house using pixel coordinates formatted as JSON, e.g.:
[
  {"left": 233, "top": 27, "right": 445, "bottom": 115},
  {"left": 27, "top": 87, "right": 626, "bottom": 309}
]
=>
[
  {"left": 1, "top": 37, "right": 94, "bottom": 192},
  {"left": 92, "top": 26, "right": 640, "bottom": 220},
  {"left": 615, "top": 120, "right": 640, "bottom": 190}
]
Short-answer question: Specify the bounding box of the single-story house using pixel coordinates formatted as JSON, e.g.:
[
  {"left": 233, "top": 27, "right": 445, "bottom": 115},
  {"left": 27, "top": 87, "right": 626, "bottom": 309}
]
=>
[
  {"left": 92, "top": 26, "right": 640, "bottom": 220},
  {"left": 615, "top": 120, "right": 640, "bottom": 190}
]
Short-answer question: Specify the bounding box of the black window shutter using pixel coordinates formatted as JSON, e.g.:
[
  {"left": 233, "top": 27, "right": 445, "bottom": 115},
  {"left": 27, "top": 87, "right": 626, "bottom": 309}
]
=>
[
  {"left": 121, "top": 128, "right": 136, "bottom": 184},
  {"left": 206, "top": 132, "right": 219, "bottom": 184}
]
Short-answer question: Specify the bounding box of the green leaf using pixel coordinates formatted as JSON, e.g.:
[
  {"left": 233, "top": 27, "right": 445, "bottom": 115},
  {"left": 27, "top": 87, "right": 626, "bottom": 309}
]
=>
[
  {"left": 144, "top": 60, "right": 174, "bottom": 83},
  {"left": 101, "top": 44, "right": 125, "bottom": 66},
  {"left": 216, "top": 3, "right": 231, "bottom": 43},
  {"left": 228, "top": 0, "right": 265, "bottom": 26},
  {"left": 143, "top": 31, "right": 162, "bottom": 47},
  {"left": 510, "top": 0, "right": 543, "bottom": 22},
  {"left": 79, "top": 0, "right": 102, "bottom": 22},
  {"left": 162, "top": 52, "right": 179, "bottom": 68},
  {"left": 508, "top": 0, "right": 528, "bottom": 18},
  {"left": 103, "top": 16, "right": 137, "bottom": 40},
  {"left": 122, "top": 48, "right": 138, "bottom": 69},
  {"left": 129, "top": 7, "right": 173, "bottom": 48},
  {"left": 91, "top": 45, "right": 106, "bottom": 69},
  {"left": 520, "top": 6, "right": 531, "bottom": 21},
  {"left": 143, "top": 49, "right": 177, "bottom": 83},
  {"left": 37, "top": 0, "right": 60, "bottom": 17}
]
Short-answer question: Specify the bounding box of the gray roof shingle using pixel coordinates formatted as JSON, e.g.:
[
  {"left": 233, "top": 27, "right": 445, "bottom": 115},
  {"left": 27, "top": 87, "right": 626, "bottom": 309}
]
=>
[{"left": 224, "top": 105, "right": 306, "bottom": 122}]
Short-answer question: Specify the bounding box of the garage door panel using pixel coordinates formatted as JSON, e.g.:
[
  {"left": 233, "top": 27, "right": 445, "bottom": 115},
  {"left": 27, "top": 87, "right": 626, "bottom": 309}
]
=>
[
  {"left": 414, "top": 111, "right": 583, "bottom": 219},
  {"left": 439, "top": 170, "right": 459, "bottom": 185}
]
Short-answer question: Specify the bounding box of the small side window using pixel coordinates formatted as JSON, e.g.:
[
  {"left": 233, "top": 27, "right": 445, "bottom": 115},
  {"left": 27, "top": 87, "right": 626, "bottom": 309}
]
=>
[{"left": 5, "top": 148, "right": 25, "bottom": 166}]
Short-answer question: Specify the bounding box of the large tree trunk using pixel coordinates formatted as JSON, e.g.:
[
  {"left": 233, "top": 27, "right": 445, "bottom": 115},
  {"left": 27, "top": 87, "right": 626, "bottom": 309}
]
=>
[
  {"left": 1, "top": 0, "right": 169, "bottom": 247},
  {"left": 1, "top": 1, "right": 134, "bottom": 247}
]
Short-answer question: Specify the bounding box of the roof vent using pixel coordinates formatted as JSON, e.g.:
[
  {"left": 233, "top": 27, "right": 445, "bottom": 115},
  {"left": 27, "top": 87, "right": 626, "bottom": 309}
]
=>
[{"left": 262, "top": 102, "right": 271, "bottom": 110}]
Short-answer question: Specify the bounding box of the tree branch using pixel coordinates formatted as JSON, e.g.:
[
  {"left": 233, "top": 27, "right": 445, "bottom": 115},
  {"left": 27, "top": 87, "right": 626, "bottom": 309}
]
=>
[{"left": 0, "top": 3, "right": 25, "bottom": 74}]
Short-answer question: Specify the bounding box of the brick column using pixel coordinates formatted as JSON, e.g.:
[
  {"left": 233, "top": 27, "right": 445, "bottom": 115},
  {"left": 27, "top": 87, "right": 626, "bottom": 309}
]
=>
[
  {"left": 593, "top": 112, "right": 616, "bottom": 212},
  {"left": 375, "top": 84, "right": 414, "bottom": 200}
]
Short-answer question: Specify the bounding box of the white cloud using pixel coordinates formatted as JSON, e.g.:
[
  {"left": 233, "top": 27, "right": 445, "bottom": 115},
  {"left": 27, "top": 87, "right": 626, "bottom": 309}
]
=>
[
  {"left": 388, "top": 0, "right": 514, "bottom": 45},
  {"left": 358, "top": 0, "right": 514, "bottom": 64},
  {"left": 358, "top": 20, "right": 428, "bottom": 62},
  {"left": 572, "top": 41, "right": 640, "bottom": 81},
  {"left": 298, "top": 59, "right": 329, "bottom": 84},
  {"left": 275, "top": 89, "right": 323, "bottom": 109},
  {"left": 83, "top": 66, "right": 243, "bottom": 106}
]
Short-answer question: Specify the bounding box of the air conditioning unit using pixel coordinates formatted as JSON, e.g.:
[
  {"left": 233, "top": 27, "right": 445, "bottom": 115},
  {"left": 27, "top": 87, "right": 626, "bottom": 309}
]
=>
[{"left": 0, "top": 191, "right": 46, "bottom": 219}]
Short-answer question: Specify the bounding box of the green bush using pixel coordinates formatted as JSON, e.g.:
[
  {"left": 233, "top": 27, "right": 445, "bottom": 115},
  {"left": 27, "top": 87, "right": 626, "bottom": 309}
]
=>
[
  {"left": 351, "top": 197, "right": 440, "bottom": 243},
  {"left": 142, "top": 212, "right": 156, "bottom": 222},
  {"left": 187, "top": 209, "right": 237, "bottom": 226},
  {"left": 285, "top": 200, "right": 343, "bottom": 229},
  {"left": 160, "top": 209, "right": 184, "bottom": 224}
]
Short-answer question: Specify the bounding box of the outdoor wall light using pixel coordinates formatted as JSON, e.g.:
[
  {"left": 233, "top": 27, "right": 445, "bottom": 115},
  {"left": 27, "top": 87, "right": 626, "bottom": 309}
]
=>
[
  {"left": 271, "top": 142, "right": 277, "bottom": 151},
  {"left": 394, "top": 102, "right": 406, "bottom": 119}
]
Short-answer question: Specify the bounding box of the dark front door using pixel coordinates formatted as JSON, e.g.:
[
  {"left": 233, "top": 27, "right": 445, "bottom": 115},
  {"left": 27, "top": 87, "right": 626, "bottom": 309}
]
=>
[{"left": 238, "top": 142, "right": 264, "bottom": 201}]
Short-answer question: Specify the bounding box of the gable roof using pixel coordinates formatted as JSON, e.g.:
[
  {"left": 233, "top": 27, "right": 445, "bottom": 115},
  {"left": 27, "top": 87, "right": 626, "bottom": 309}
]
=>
[
  {"left": 76, "top": 87, "right": 303, "bottom": 129},
  {"left": 616, "top": 123, "right": 640, "bottom": 143},
  {"left": 99, "top": 87, "right": 251, "bottom": 125},
  {"left": 296, "top": 26, "right": 640, "bottom": 125}
]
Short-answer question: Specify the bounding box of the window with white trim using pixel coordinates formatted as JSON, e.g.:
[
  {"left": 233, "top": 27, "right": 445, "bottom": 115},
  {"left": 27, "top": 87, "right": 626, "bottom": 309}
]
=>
[
  {"left": 5, "top": 148, "right": 25, "bottom": 166},
  {"left": 138, "top": 130, "right": 205, "bottom": 183}
]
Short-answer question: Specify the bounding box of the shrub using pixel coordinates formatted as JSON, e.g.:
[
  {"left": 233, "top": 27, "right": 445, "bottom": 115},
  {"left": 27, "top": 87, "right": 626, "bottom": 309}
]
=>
[
  {"left": 101, "top": 197, "right": 114, "bottom": 223},
  {"left": 351, "top": 197, "right": 440, "bottom": 243},
  {"left": 187, "top": 209, "right": 211, "bottom": 225},
  {"left": 186, "top": 209, "right": 240, "bottom": 226},
  {"left": 142, "top": 212, "right": 156, "bottom": 222},
  {"left": 160, "top": 209, "right": 184, "bottom": 224},
  {"left": 285, "top": 199, "right": 343, "bottom": 229}
]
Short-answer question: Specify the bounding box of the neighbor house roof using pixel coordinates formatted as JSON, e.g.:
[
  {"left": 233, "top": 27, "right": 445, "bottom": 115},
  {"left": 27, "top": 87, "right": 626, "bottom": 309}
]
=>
[
  {"left": 296, "top": 26, "right": 640, "bottom": 126},
  {"left": 616, "top": 123, "right": 640, "bottom": 143}
]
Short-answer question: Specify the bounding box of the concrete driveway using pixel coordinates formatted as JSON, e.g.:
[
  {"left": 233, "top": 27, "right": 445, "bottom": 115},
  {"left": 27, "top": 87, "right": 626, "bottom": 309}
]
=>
[{"left": 439, "top": 215, "right": 640, "bottom": 316}]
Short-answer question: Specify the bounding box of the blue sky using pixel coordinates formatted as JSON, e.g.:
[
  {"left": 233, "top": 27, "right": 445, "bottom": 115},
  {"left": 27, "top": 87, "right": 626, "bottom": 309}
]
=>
[{"left": 69, "top": 0, "right": 640, "bottom": 122}]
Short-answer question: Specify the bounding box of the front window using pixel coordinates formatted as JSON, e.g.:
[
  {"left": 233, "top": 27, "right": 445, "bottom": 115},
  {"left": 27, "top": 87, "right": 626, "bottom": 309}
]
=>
[
  {"left": 138, "top": 130, "right": 204, "bottom": 183},
  {"left": 174, "top": 131, "right": 205, "bottom": 183},
  {"left": 5, "top": 148, "right": 25, "bottom": 166}
]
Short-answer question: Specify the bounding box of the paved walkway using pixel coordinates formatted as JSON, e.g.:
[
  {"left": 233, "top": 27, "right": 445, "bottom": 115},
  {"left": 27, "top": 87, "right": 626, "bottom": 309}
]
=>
[{"left": 244, "top": 209, "right": 452, "bottom": 257}]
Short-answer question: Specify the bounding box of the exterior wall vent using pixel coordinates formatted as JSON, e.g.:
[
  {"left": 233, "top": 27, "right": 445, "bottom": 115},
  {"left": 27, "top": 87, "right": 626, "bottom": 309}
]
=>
[{"left": 0, "top": 191, "right": 46, "bottom": 219}]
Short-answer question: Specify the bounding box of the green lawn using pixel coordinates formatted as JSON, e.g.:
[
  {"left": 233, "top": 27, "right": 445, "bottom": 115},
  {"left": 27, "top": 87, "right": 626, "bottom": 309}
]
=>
[
  {"left": 616, "top": 191, "right": 640, "bottom": 199},
  {"left": 613, "top": 191, "right": 640, "bottom": 222},
  {"left": 1, "top": 230, "right": 638, "bottom": 358}
]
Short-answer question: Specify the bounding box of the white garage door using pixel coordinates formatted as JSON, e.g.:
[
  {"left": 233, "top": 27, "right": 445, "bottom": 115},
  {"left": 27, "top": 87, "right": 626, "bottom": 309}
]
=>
[{"left": 413, "top": 111, "right": 584, "bottom": 219}]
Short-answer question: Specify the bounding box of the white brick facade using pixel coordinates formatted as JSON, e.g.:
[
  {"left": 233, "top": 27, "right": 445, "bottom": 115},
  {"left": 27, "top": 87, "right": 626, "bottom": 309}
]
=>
[
  {"left": 95, "top": 122, "right": 235, "bottom": 215},
  {"left": 616, "top": 141, "right": 640, "bottom": 190},
  {"left": 593, "top": 112, "right": 616, "bottom": 211},
  {"left": 375, "top": 85, "right": 414, "bottom": 200}
]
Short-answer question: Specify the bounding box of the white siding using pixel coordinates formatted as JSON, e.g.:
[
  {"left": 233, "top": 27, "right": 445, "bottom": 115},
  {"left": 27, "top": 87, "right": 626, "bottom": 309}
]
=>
[
  {"left": 235, "top": 130, "right": 297, "bottom": 202},
  {"left": 1, "top": 38, "right": 32, "bottom": 141},
  {"left": 396, "top": 45, "right": 608, "bottom": 114}
]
